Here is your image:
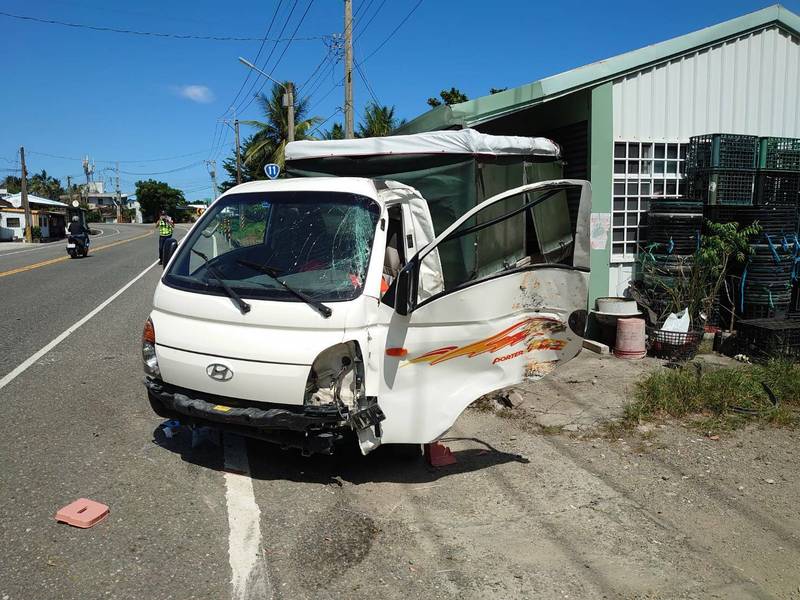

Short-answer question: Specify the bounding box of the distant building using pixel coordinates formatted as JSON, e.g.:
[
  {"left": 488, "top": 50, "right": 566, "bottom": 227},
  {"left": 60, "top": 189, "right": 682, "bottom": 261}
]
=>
[
  {"left": 60, "top": 181, "right": 136, "bottom": 223},
  {"left": 0, "top": 193, "right": 68, "bottom": 241}
]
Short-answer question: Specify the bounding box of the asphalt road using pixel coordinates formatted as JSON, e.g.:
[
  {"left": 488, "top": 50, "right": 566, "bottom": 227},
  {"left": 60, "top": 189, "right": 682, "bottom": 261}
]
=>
[{"left": 1, "top": 224, "right": 797, "bottom": 599}]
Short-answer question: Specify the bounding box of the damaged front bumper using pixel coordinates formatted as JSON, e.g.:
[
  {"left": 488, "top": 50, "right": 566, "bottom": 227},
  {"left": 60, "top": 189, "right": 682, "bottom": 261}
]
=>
[{"left": 145, "top": 378, "right": 384, "bottom": 455}]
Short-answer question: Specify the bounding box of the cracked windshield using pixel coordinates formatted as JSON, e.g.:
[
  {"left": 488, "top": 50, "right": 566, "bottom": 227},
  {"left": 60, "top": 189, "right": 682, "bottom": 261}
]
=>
[{"left": 165, "top": 191, "right": 380, "bottom": 302}]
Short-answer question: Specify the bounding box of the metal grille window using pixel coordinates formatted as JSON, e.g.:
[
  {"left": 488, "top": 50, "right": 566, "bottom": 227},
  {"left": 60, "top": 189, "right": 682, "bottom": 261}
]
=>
[{"left": 612, "top": 141, "right": 687, "bottom": 261}]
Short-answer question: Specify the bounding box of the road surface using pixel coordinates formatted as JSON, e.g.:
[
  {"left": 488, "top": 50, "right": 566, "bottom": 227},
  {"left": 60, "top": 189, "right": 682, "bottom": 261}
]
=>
[{"left": 0, "top": 223, "right": 798, "bottom": 600}]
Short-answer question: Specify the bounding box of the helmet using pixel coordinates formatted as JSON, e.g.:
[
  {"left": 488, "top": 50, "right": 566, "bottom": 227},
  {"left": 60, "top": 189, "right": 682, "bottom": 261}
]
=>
[{"left": 72, "top": 216, "right": 79, "bottom": 222}]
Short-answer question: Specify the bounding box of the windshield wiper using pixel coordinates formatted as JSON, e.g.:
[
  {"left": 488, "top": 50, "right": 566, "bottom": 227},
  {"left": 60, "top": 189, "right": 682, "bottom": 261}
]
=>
[
  {"left": 236, "top": 258, "right": 332, "bottom": 318},
  {"left": 190, "top": 249, "right": 251, "bottom": 314}
]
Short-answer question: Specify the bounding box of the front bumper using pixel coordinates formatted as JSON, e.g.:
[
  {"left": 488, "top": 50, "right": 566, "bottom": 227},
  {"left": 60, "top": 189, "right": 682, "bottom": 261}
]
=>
[{"left": 145, "top": 379, "right": 384, "bottom": 454}]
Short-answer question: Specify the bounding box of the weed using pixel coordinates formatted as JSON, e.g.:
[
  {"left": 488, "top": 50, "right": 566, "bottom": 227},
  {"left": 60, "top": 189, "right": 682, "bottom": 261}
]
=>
[{"left": 623, "top": 359, "right": 800, "bottom": 431}]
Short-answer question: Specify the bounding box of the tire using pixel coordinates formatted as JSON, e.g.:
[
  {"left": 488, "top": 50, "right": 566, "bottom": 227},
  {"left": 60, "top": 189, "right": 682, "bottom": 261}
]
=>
[{"left": 68, "top": 249, "right": 76, "bottom": 258}]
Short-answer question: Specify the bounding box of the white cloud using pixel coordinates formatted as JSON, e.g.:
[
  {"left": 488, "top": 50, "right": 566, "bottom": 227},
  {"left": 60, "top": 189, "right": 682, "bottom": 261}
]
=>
[{"left": 174, "top": 84, "right": 215, "bottom": 103}]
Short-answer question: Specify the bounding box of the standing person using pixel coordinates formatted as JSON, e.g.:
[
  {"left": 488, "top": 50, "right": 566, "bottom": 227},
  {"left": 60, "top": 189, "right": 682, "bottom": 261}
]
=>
[{"left": 156, "top": 210, "right": 174, "bottom": 264}]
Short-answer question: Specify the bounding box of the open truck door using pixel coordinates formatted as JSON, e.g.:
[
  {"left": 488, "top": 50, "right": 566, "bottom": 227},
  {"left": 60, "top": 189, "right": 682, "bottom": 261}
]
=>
[{"left": 377, "top": 180, "right": 591, "bottom": 444}]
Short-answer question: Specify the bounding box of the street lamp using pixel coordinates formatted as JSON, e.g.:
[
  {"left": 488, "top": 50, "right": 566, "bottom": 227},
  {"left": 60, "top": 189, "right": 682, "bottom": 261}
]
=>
[{"left": 237, "top": 57, "right": 295, "bottom": 143}]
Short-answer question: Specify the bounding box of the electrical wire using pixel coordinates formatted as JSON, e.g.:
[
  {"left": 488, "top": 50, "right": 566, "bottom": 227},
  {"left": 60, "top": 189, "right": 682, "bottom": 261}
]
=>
[
  {"left": 308, "top": 107, "right": 343, "bottom": 137},
  {"left": 27, "top": 149, "right": 212, "bottom": 164},
  {"left": 354, "top": 0, "right": 387, "bottom": 41},
  {"left": 0, "top": 10, "right": 327, "bottom": 42},
  {"left": 355, "top": 61, "right": 380, "bottom": 105},
  {"left": 233, "top": 0, "right": 300, "bottom": 116},
  {"left": 237, "top": 0, "right": 315, "bottom": 115},
  {"left": 119, "top": 161, "right": 206, "bottom": 176},
  {"left": 224, "top": 0, "right": 285, "bottom": 114}
]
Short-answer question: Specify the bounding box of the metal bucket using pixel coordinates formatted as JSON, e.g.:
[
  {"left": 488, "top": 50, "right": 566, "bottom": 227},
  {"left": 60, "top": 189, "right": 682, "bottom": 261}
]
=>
[{"left": 614, "top": 317, "right": 647, "bottom": 359}]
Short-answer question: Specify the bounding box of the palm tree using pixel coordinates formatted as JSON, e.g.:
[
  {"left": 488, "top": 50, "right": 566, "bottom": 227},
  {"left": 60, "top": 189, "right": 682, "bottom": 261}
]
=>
[
  {"left": 356, "top": 102, "right": 406, "bottom": 138},
  {"left": 241, "top": 83, "right": 321, "bottom": 168},
  {"left": 323, "top": 122, "right": 345, "bottom": 140}
]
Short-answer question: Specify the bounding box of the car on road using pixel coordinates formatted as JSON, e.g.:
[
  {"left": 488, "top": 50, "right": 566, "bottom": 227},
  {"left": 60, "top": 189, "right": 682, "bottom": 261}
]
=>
[{"left": 143, "top": 175, "right": 591, "bottom": 455}]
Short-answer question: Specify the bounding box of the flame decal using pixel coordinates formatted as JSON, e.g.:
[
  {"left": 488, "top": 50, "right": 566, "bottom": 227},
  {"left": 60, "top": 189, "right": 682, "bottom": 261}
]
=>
[{"left": 407, "top": 317, "right": 567, "bottom": 366}]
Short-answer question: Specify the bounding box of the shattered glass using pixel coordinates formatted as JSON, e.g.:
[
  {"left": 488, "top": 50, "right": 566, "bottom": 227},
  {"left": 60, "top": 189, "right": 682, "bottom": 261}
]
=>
[{"left": 165, "top": 191, "right": 380, "bottom": 303}]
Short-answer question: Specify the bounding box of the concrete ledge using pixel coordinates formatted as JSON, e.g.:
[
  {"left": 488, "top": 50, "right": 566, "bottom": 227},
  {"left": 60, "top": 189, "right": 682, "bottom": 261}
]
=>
[{"left": 583, "top": 339, "right": 610, "bottom": 354}]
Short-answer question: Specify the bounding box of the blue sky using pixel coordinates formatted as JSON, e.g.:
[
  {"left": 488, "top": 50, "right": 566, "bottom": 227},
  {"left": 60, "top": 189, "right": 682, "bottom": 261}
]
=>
[{"left": 2, "top": 0, "right": 799, "bottom": 201}]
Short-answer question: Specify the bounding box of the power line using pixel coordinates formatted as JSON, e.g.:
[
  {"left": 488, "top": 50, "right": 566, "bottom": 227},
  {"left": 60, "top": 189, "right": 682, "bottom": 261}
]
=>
[
  {"left": 233, "top": 0, "right": 300, "bottom": 115},
  {"left": 224, "top": 0, "right": 285, "bottom": 113},
  {"left": 0, "top": 10, "right": 327, "bottom": 42},
  {"left": 27, "top": 149, "right": 212, "bottom": 164},
  {"left": 355, "top": 61, "right": 380, "bottom": 105},
  {"left": 119, "top": 161, "right": 206, "bottom": 176},
  {"left": 237, "top": 0, "right": 315, "bottom": 115},
  {"left": 308, "top": 108, "right": 343, "bottom": 137},
  {"left": 354, "top": 0, "right": 387, "bottom": 41}
]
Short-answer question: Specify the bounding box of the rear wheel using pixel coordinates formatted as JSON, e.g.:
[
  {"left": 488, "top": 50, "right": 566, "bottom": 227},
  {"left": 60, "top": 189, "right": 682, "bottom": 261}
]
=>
[{"left": 68, "top": 249, "right": 76, "bottom": 258}]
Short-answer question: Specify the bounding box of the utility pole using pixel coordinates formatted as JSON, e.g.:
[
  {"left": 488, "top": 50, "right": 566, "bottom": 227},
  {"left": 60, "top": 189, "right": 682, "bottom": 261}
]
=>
[
  {"left": 206, "top": 160, "right": 219, "bottom": 200},
  {"left": 343, "top": 0, "right": 354, "bottom": 139},
  {"left": 234, "top": 113, "right": 242, "bottom": 185},
  {"left": 115, "top": 161, "right": 122, "bottom": 223},
  {"left": 286, "top": 82, "right": 295, "bottom": 143},
  {"left": 19, "top": 146, "right": 32, "bottom": 243}
]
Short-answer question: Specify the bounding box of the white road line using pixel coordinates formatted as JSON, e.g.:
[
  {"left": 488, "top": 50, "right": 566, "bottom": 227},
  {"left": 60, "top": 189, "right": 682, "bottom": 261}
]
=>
[
  {"left": 224, "top": 434, "right": 271, "bottom": 600},
  {"left": 0, "top": 226, "right": 125, "bottom": 258},
  {"left": 0, "top": 260, "right": 159, "bottom": 391}
]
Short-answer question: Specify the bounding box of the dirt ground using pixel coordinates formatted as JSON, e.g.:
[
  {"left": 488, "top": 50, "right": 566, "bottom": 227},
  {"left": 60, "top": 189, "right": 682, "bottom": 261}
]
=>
[{"left": 276, "top": 350, "right": 800, "bottom": 600}]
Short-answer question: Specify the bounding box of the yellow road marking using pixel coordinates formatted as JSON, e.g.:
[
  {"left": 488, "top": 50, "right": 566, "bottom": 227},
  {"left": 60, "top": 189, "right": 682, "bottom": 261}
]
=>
[{"left": 0, "top": 231, "right": 155, "bottom": 279}]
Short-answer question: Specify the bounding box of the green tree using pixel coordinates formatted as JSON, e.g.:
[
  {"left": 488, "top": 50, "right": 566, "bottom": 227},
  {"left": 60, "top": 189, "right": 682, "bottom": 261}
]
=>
[
  {"left": 426, "top": 87, "right": 468, "bottom": 108},
  {"left": 356, "top": 102, "right": 406, "bottom": 138},
  {"left": 219, "top": 134, "right": 269, "bottom": 193},
  {"left": 241, "top": 82, "right": 321, "bottom": 170},
  {"left": 135, "top": 179, "right": 185, "bottom": 222},
  {"left": 27, "top": 170, "right": 65, "bottom": 200},
  {"left": 323, "top": 122, "right": 345, "bottom": 140}
]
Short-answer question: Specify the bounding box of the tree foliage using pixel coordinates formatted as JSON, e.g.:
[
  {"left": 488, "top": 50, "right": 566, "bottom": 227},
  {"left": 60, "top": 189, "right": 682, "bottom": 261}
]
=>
[
  {"left": 2, "top": 170, "right": 65, "bottom": 200},
  {"left": 489, "top": 87, "right": 508, "bottom": 94},
  {"left": 427, "top": 87, "right": 468, "bottom": 108},
  {"left": 323, "top": 122, "right": 345, "bottom": 140},
  {"left": 356, "top": 102, "right": 406, "bottom": 138},
  {"left": 135, "top": 179, "right": 185, "bottom": 222},
  {"left": 240, "top": 82, "right": 321, "bottom": 171}
]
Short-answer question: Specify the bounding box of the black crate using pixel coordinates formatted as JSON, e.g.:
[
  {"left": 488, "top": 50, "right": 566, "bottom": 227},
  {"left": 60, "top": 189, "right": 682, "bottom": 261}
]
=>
[
  {"left": 687, "top": 169, "right": 756, "bottom": 205},
  {"left": 758, "top": 137, "right": 800, "bottom": 171},
  {"left": 735, "top": 318, "right": 800, "bottom": 361},
  {"left": 687, "top": 134, "right": 759, "bottom": 170},
  {"left": 756, "top": 171, "right": 800, "bottom": 206}
]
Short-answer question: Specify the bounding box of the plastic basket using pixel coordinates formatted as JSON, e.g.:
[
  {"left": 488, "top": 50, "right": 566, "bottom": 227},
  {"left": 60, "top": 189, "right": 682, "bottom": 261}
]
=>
[
  {"left": 687, "top": 169, "right": 756, "bottom": 205},
  {"left": 735, "top": 318, "right": 800, "bottom": 361},
  {"left": 755, "top": 171, "right": 800, "bottom": 206},
  {"left": 646, "top": 328, "right": 704, "bottom": 361},
  {"left": 687, "top": 134, "right": 759, "bottom": 170},
  {"left": 758, "top": 137, "right": 800, "bottom": 171}
]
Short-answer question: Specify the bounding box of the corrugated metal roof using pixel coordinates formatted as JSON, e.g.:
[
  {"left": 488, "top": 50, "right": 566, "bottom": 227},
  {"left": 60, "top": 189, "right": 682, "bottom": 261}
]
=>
[
  {"left": 5, "top": 193, "right": 68, "bottom": 208},
  {"left": 397, "top": 4, "right": 800, "bottom": 134}
]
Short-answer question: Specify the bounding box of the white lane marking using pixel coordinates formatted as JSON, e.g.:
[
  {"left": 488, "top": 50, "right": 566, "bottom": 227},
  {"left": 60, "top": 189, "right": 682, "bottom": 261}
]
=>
[
  {"left": 0, "top": 226, "right": 122, "bottom": 258},
  {"left": 0, "top": 260, "right": 159, "bottom": 391},
  {"left": 224, "top": 434, "right": 271, "bottom": 600}
]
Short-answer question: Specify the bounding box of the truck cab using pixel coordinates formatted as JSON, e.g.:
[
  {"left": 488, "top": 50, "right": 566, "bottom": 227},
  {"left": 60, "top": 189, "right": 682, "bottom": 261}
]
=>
[{"left": 144, "top": 175, "right": 591, "bottom": 455}]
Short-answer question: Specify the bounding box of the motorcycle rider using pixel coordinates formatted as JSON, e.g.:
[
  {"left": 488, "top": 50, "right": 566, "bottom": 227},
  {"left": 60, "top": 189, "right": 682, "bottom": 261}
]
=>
[
  {"left": 68, "top": 216, "right": 89, "bottom": 251},
  {"left": 156, "top": 210, "right": 175, "bottom": 265}
]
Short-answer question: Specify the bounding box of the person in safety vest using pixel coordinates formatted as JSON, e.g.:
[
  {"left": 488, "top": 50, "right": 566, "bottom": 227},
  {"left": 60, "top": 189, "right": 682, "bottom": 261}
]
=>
[{"left": 156, "top": 210, "right": 175, "bottom": 264}]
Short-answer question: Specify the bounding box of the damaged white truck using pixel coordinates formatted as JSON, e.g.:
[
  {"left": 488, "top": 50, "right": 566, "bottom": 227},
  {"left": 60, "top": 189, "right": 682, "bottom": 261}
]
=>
[{"left": 143, "top": 130, "right": 591, "bottom": 455}]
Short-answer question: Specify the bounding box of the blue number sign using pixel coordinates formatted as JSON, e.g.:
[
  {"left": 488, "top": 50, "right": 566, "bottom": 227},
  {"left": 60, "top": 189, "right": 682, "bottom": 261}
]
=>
[{"left": 264, "top": 163, "right": 280, "bottom": 180}]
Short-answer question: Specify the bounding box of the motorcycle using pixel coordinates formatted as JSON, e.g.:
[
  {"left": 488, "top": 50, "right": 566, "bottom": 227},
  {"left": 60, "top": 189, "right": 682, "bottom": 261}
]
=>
[{"left": 66, "top": 234, "right": 90, "bottom": 258}]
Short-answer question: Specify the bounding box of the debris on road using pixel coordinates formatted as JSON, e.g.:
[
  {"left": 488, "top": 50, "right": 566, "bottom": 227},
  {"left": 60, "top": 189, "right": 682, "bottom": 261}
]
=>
[
  {"left": 424, "top": 442, "right": 457, "bottom": 467},
  {"left": 159, "top": 419, "right": 181, "bottom": 439},
  {"left": 55, "top": 498, "right": 109, "bottom": 529}
]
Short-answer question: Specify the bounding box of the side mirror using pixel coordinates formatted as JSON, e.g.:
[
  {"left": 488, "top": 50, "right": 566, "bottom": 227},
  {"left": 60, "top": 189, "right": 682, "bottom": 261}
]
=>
[
  {"left": 394, "top": 264, "right": 414, "bottom": 316},
  {"left": 162, "top": 239, "right": 178, "bottom": 269}
]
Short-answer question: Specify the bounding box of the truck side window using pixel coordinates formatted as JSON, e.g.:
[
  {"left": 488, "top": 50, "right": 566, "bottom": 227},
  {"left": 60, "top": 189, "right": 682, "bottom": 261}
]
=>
[
  {"left": 417, "top": 187, "right": 576, "bottom": 302},
  {"left": 380, "top": 206, "right": 406, "bottom": 307}
]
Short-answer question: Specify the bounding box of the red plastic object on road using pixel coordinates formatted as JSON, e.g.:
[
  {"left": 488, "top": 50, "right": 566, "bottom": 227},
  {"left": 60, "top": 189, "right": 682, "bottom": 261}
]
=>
[
  {"left": 424, "top": 442, "right": 457, "bottom": 467},
  {"left": 55, "top": 498, "right": 110, "bottom": 528}
]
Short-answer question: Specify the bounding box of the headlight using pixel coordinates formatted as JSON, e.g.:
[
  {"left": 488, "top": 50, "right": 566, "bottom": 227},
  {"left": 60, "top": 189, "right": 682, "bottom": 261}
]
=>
[{"left": 142, "top": 317, "right": 161, "bottom": 378}]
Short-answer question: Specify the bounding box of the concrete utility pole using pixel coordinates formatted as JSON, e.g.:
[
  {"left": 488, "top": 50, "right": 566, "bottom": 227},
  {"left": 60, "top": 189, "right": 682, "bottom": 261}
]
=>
[
  {"left": 19, "top": 146, "right": 32, "bottom": 243},
  {"left": 206, "top": 160, "right": 219, "bottom": 200},
  {"left": 286, "top": 82, "right": 295, "bottom": 144},
  {"left": 343, "top": 0, "right": 354, "bottom": 139},
  {"left": 237, "top": 57, "right": 295, "bottom": 145},
  {"left": 234, "top": 114, "right": 242, "bottom": 185},
  {"left": 115, "top": 161, "right": 122, "bottom": 223}
]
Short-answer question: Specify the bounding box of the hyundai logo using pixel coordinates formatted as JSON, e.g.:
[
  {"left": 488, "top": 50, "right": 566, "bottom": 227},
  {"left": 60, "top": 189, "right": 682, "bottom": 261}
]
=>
[{"left": 206, "top": 363, "right": 233, "bottom": 381}]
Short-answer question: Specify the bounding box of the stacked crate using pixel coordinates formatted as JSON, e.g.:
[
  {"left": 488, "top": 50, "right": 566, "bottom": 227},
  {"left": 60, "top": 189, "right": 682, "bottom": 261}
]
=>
[{"left": 686, "top": 134, "right": 758, "bottom": 204}]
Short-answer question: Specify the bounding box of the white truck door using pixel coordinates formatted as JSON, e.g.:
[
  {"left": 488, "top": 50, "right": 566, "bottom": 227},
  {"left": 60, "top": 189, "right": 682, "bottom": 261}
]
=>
[{"left": 377, "top": 180, "right": 591, "bottom": 444}]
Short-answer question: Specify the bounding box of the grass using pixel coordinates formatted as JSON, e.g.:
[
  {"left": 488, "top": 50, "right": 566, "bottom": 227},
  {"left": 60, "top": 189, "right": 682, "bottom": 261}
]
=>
[{"left": 621, "top": 360, "right": 800, "bottom": 432}]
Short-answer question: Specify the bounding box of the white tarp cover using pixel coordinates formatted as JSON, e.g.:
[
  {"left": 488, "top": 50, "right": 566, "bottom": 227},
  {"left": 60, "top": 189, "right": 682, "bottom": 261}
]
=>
[{"left": 285, "top": 128, "right": 560, "bottom": 161}]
